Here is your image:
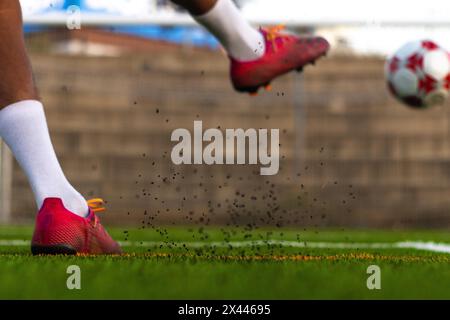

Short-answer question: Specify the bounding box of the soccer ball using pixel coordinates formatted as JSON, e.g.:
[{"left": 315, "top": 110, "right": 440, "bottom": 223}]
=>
[{"left": 385, "top": 40, "right": 450, "bottom": 108}]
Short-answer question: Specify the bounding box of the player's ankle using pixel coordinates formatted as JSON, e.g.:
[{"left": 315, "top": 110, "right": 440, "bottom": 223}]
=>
[
  {"left": 193, "top": 0, "right": 265, "bottom": 62},
  {"left": 37, "top": 191, "right": 89, "bottom": 218}
]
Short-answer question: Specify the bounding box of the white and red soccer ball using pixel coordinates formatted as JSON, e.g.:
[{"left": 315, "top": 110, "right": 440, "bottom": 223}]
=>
[{"left": 385, "top": 40, "right": 450, "bottom": 108}]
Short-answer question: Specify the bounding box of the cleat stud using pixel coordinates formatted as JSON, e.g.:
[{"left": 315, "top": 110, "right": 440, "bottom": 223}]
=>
[{"left": 245, "top": 86, "right": 260, "bottom": 96}]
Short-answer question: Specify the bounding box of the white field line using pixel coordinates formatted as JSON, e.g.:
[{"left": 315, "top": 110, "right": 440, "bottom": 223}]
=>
[
  {"left": 0, "top": 240, "right": 29, "bottom": 246},
  {"left": 117, "top": 240, "right": 450, "bottom": 254},
  {"left": 1, "top": 239, "right": 449, "bottom": 254}
]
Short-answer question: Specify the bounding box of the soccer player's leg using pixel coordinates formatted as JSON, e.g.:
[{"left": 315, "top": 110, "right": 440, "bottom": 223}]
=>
[
  {"left": 172, "top": 0, "right": 330, "bottom": 94},
  {"left": 0, "top": 1, "right": 121, "bottom": 255}
]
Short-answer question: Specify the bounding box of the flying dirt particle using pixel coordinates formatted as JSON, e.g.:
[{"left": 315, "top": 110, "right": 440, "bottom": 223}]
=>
[{"left": 61, "top": 85, "right": 69, "bottom": 94}]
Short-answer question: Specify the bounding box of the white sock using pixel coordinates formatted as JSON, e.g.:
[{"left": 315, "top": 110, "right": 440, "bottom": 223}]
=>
[
  {"left": 0, "top": 100, "right": 88, "bottom": 217},
  {"left": 193, "top": 0, "right": 265, "bottom": 61}
]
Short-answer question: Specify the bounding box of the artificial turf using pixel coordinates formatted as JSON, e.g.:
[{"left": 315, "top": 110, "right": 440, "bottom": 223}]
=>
[{"left": 0, "top": 226, "right": 449, "bottom": 299}]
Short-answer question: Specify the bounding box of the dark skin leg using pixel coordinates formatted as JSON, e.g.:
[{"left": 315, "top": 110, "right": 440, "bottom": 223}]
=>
[
  {"left": 171, "top": 0, "right": 218, "bottom": 16},
  {"left": 0, "top": 0, "right": 38, "bottom": 109}
]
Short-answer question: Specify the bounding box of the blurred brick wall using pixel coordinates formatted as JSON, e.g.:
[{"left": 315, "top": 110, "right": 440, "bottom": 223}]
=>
[{"left": 10, "top": 35, "right": 450, "bottom": 228}]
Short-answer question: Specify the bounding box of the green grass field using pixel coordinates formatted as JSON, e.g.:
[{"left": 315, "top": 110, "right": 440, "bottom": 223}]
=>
[{"left": 0, "top": 225, "right": 449, "bottom": 299}]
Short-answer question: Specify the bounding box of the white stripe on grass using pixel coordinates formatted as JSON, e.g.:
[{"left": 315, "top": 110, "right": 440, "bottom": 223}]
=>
[
  {"left": 118, "top": 240, "right": 450, "bottom": 254},
  {"left": 0, "top": 240, "right": 29, "bottom": 246},
  {"left": 1, "top": 239, "right": 449, "bottom": 254}
]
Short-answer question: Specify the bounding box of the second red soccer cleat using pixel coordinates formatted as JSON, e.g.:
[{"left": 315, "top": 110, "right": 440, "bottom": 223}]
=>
[{"left": 230, "top": 26, "right": 330, "bottom": 94}]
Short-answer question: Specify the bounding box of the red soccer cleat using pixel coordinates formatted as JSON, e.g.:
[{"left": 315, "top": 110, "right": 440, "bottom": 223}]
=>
[
  {"left": 230, "top": 25, "right": 330, "bottom": 94},
  {"left": 31, "top": 198, "right": 122, "bottom": 255}
]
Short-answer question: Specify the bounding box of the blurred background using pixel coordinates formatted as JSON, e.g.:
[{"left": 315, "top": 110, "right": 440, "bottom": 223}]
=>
[{"left": 1, "top": 0, "right": 450, "bottom": 228}]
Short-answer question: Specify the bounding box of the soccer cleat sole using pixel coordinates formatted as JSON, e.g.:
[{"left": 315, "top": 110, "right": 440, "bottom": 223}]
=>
[
  {"left": 243, "top": 83, "right": 271, "bottom": 96},
  {"left": 31, "top": 244, "right": 77, "bottom": 255},
  {"left": 239, "top": 53, "right": 328, "bottom": 95}
]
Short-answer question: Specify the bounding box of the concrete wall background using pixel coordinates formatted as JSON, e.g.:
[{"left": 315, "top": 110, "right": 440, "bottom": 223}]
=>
[{"left": 10, "top": 36, "right": 450, "bottom": 228}]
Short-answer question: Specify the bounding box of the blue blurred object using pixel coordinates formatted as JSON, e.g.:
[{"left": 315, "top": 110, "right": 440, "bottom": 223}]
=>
[
  {"left": 23, "top": 25, "right": 44, "bottom": 33},
  {"left": 110, "top": 25, "right": 218, "bottom": 48},
  {"left": 62, "top": 0, "right": 85, "bottom": 9},
  {"left": 24, "top": 0, "right": 219, "bottom": 49}
]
